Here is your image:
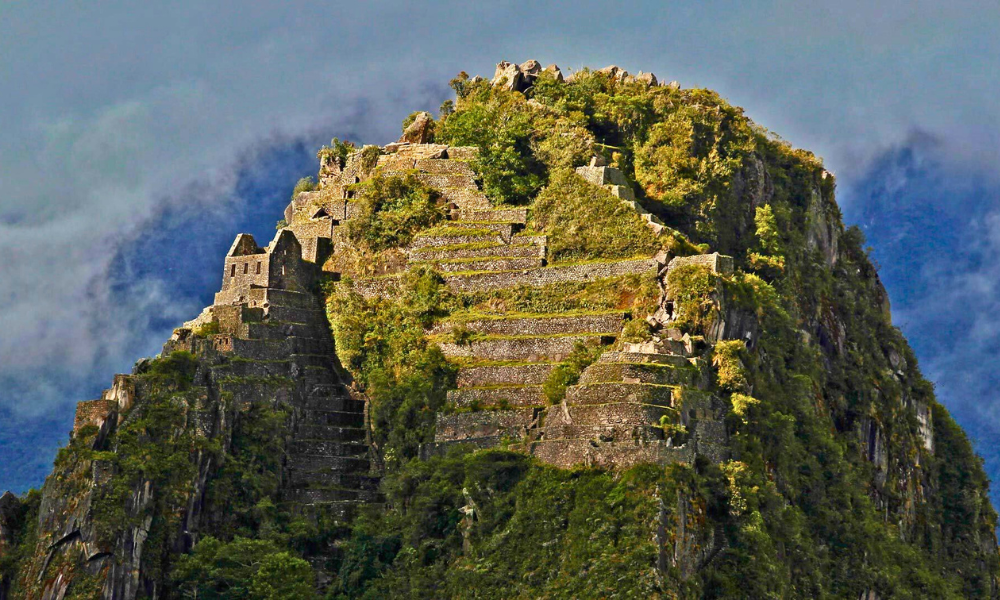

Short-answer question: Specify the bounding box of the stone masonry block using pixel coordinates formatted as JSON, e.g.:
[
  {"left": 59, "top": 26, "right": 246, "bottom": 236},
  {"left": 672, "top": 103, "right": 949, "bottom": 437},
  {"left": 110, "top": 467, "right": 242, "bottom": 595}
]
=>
[
  {"left": 434, "top": 409, "right": 534, "bottom": 442},
  {"left": 565, "top": 382, "right": 674, "bottom": 407},
  {"left": 443, "top": 259, "right": 657, "bottom": 294},
  {"left": 432, "top": 313, "right": 624, "bottom": 337},
  {"left": 438, "top": 334, "right": 607, "bottom": 362},
  {"left": 579, "top": 362, "right": 694, "bottom": 386},
  {"left": 446, "top": 386, "right": 546, "bottom": 409}
]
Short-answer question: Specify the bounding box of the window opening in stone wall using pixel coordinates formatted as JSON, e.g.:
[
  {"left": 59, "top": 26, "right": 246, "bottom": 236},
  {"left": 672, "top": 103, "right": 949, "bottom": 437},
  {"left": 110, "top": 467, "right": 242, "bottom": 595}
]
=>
[
  {"left": 243, "top": 263, "right": 248, "bottom": 274},
  {"left": 230, "top": 264, "right": 236, "bottom": 277},
  {"left": 256, "top": 262, "right": 261, "bottom": 274}
]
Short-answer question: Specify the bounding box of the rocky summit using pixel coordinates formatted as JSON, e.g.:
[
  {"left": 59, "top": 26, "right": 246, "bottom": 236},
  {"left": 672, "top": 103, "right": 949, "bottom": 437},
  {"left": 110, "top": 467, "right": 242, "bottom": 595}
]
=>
[{"left": 1, "top": 60, "right": 997, "bottom": 599}]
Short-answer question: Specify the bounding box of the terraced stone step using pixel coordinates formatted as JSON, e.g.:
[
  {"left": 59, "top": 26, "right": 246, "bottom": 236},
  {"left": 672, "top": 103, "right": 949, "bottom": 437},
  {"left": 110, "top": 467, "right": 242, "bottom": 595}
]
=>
[
  {"left": 295, "top": 424, "right": 366, "bottom": 442},
  {"left": 299, "top": 367, "right": 341, "bottom": 388},
  {"left": 212, "top": 359, "right": 293, "bottom": 379},
  {"left": 291, "top": 500, "right": 366, "bottom": 522},
  {"left": 245, "top": 321, "right": 330, "bottom": 340},
  {"left": 526, "top": 438, "right": 691, "bottom": 470},
  {"left": 456, "top": 207, "right": 528, "bottom": 223},
  {"left": 408, "top": 242, "right": 543, "bottom": 262},
  {"left": 288, "top": 439, "right": 369, "bottom": 458},
  {"left": 443, "top": 258, "right": 659, "bottom": 293},
  {"left": 216, "top": 380, "right": 295, "bottom": 404},
  {"left": 447, "top": 385, "right": 546, "bottom": 409},
  {"left": 285, "top": 468, "right": 379, "bottom": 490},
  {"left": 564, "top": 382, "right": 676, "bottom": 407},
  {"left": 440, "top": 221, "right": 517, "bottom": 240},
  {"left": 408, "top": 231, "right": 504, "bottom": 249},
  {"left": 286, "top": 487, "right": 383, "bottom": 505},
  {"left": 456, "top": 363, "right": 555, "bottom": 387},
  {"left": 299, "top": 395, "right": 364, "bottom": 413},
  {"left": 434, "top": 408, "right": 535, "bottom": 443},
  {"left": 597, "top": 351, "right": 691, "bottom": 367},
  {"left": 413, "top": 158, "right": 476, "bottom": 175},
  {"left": 579, "top": 361, "right": 697, "bottom": 386},
  {"left": 438, "top": 334, "right": 612, "bottom": 362},
  {"left": 510, "top": 234, "right": 547, "bottom": 247},
  {"left": 299, "top": 409, "right": 365, "bottom": 428},
  {"left": 437, "top": 187, "right": 492, "bottom": 210},
  {"left": 250, "top": 288, "right": 321, "bottom": 310},
  {"left": 264, "top": 304, "right": 329, "bottom": 325},
  {"left": 432, "top": 312, "right": 625, "bottom": 337},
  {"left": 231, "top": 336, "right": 333, "bottom": 360},
  {"left": 542, "top": 403, "right": 673, "bottom": 436},
  {"left": 540, "top": 422, "right": 665, "bottom": 443},
  {"left": 411, "top": 256, "right": 543, "bottom": 273},
  {"left": 285, "top": 454, "right": 370, "bottom": 473},
  {"left": 416, "top": 173, "right": 478, "bottom": 190}
]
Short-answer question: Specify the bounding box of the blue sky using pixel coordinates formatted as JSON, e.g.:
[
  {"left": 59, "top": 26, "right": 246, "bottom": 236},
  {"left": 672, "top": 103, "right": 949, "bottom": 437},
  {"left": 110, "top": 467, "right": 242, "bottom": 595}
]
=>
[{"left": 2, "top": 1, "right": 999, "bottom": 499}]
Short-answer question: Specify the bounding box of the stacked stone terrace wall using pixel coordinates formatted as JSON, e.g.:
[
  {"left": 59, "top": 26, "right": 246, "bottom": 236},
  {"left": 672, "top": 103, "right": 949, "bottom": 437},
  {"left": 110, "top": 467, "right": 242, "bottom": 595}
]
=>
[
  {"left": 357, "top": 258, "right": 658, "bottom": 299},
  {"left": 446, "top": 258, "right": 657, "bottom": 293},
  {"left": 431, "top": 313, "right": 624, "bottom": 337},
  {"left": 72, "top": 399, "right": 116, "bottom": 434},
  {"left": 439, "top": 334, "right": 608, "bottom": 363},
  {"left": 667, "top": 252, "right": 734, "bottom": 276}
]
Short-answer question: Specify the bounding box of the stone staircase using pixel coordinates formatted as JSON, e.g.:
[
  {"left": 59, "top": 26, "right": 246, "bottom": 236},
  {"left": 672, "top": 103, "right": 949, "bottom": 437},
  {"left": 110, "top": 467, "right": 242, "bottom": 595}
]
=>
[{"left": 203, "top": 288, "right": 379, "bottom": 519}]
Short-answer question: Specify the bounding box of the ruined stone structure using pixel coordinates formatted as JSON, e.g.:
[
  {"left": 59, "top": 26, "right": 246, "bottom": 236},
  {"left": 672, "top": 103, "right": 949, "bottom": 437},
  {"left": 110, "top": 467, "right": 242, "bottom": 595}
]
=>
[
  {"left": 278, "top": 134, "right": 737, "bottom": 472},
  {"left": 56, "top": 123, "right": 746, "bottom": 596},
  {"left": 68, "top": 131, "right": 743, "bottom": 525},
  {"left": 55, "top": 206, "right": 376, "bottom": 597},
  {"left": 421, "top": 250, "right": 735, "bottom": 470}
]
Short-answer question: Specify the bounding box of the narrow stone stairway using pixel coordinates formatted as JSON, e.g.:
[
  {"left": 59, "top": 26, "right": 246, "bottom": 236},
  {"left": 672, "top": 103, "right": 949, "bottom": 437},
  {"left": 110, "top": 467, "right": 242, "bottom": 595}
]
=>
[{"left": 206, "top": 287, "right": 379, "bottom": 520}]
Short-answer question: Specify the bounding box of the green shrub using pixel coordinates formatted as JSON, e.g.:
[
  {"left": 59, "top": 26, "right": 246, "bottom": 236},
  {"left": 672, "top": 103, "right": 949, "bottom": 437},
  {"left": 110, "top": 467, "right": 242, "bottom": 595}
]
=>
[
  {"left": 344, "top": 174, "right": 445, "bottom": 253},
  {"left": 437, "top": 89, "right": 546, "bottom": 205},
  {"left": 530, "top": 169, "right": 660, "bottom": 262},
  {"left": 359, "top": 145, "right": 381, "bottom": 172},
  {"left": 327, "top": 268, "right": 456, "bottom": 466},
  {"left": 542, "top": 342, "right": 603, "bottom": 404},
  {"left": 317, "top": 137, "right": 355, "bottom": 169},
  {"left": 666, "top": 264, "right": 720, "bottom": 334},
  {"left": 713, "top": 340, "right": 748, "bottom": 392},
  {"left": 290, "top": 176, "right": 317, "bottom": 200},
  {"left": 192, "top": 321, "right": 220, "bottom": 338},
  {"left": 172, "top": 536, "right": 316, "bottom": 600}
]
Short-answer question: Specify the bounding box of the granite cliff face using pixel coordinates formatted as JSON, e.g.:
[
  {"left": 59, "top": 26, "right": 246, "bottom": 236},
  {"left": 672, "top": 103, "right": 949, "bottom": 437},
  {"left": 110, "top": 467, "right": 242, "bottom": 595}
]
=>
[{"left": 1, "top": 60, "right": 997, "bottom": 599}]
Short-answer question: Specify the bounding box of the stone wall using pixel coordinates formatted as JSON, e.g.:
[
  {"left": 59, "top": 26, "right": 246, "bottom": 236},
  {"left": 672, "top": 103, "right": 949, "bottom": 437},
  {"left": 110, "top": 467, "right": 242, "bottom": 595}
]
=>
[
  {"left": 434, "top": 409, "right": 535, "bottom": 443},
  {"left": 526, "top": 439, "right": 694, "bottom": 470},
  {"left": 441, "top": 258, "right": 658, "bottom": 295},
  {"left": 446, "top": 386, "right": 545, "bottom": 409},
  {"left": 438, "top": 334, "right": 607, "bottom": 362},
  {"left": 431, "top": 313, "right": 624, "bottom": 337},
  {"left": 667, "top": 252, "right": 734, "bottom": 276},
  {"left": 73, "top": 398, "right": 115, "bottom": 434}
]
